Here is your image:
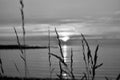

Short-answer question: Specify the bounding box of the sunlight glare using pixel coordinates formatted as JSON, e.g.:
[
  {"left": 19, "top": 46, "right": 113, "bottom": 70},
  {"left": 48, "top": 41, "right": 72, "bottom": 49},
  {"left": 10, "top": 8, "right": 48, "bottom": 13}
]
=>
[
  {"left": 60, "top": 36, "right": 70, "bottom": 42},
  {"left": 62, "top": 45, "right": 68, "bottom": 62}
]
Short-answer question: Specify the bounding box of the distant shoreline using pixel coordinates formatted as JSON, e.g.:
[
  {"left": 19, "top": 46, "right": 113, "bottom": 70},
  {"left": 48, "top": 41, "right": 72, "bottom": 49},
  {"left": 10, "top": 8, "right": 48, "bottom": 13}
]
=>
[{"left": 0, "top": 44, "right": 48, "bottom": 49}]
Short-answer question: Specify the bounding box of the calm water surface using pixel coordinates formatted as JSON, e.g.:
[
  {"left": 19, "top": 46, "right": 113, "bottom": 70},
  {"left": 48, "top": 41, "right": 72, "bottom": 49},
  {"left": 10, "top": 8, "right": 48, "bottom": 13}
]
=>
[{"left": 0, "top": 39, "right": 120, "bottom": 80}]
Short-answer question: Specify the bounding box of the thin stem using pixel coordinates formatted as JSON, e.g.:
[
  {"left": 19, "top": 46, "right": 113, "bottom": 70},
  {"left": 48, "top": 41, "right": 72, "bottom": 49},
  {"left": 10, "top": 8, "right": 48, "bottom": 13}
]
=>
[
  {"left": 19, "top": 0, "right": 28, "bottom": 78},
  {"left": 55, "top": 28, "right": 64, "bottom": 58},
  {"left": 48, "top": 26, "right": 52, "bottom": 79},
  {"left": 82, "top": 40, "right": 89, "bottom": 80}
]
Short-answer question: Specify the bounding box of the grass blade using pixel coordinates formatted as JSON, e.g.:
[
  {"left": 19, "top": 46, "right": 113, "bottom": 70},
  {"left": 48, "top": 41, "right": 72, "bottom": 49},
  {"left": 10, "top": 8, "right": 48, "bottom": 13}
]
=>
[
  {"left": 48, "top": 27, "right": 52, "bottom": 79},
  {"left": 55, "top": 28, "right": 64, "bottom": 58},
  {"left": 0, "top": 58, "right": 4, "bottom": 75},
  {"left": 116, "top": 73, "right": 120, "bottom": 80},
  {"left": 59, "top": 61, "right": 63, "bottom": 79},
  {"left": 105, "top": 76, "right": 109, "bottom": 80},
  {"left": 50, "top": 53, "right": 67, "bottom": 67},
  {"left": 95, "top": 63, "right": 103, "bottom": 69},
  {"left": 80, "top": 73, "right": 87, "bottom": 80},
  {"left": 13, "top": 27, "right": 24, "bottom": 54},
  {"left": 19, "top": 0, "right": 28, "bottom": 78},
  {"left": 82, "top": 40, "right": 87, "bottom": 66},
  {"left": 70, "top": 48, "right": 75, "bottom": 79},
  {"left": 14, "top": 62, "right": 21, "bottom": 76},
  {"left": 48, "top": 27, "right": 51, "bottom": 67},
  {"left": 81, "top": 34, "right": 93, "bottom": 65},
  {"left": 94, "top": 45, "right": 99, "bottom": 65}
]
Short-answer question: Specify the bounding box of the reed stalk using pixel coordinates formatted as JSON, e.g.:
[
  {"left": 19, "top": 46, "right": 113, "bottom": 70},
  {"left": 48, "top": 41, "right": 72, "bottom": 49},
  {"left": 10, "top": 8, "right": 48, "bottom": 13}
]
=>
[
  {"left": 116, "top": 73, "right": 120, "bottom": 80},
  {"left": 54, "top": 28, "right": 64, "bottom": 79},
  {"left": 19, "top": 0, "right": 28, "bottom": 78},
  {"left": 55, "top": 28, "right": 64, "bottom": 58},
  {"left": 48, "top": 27, "right": 51, "bottom": 67},
  {"left": 14, "top": 62, "right": 21, "bottom": 76},
  {"left": 70, "top": 48, "right": 75, "bottom": 80},
  {"left": 13, "top": 27, "right": 26, "bottom": 79},
  {"left": 0, "top": 54, "right": 4, "bottom": 77},
  {"left": 82, "top": 39, "right": 89, "bottom": 80},
  {"left": 48, "top": 26, "right": 52, "bottom": 79},
  {"left": 105, "top": 76, "right": 109, "bottom": 80},
  {"left": 80, "top": 73, "right": 87, "bottom": 80},
  {"left": 81, "top": 34, "right": 103, "bottom": 80},
  {"left": 50, "top": 28, "right": 75, "bottom": 79}
]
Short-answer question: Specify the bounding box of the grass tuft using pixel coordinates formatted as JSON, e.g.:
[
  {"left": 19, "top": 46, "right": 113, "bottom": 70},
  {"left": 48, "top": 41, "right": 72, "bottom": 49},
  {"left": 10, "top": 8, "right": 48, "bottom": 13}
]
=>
[{"left": 81, "top": 34, "right": 103, "bottom": 80}]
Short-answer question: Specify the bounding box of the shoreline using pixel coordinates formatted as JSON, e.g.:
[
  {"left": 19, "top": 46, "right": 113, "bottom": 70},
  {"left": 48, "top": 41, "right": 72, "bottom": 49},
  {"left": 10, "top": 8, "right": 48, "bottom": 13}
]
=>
[{"left": 0, "top": 45, "right": 48, "bottom": 49}]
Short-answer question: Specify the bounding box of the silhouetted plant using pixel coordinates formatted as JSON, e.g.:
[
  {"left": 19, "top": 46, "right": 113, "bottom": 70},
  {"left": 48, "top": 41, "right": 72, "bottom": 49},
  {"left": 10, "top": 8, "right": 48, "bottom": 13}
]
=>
[
  {"left": 19, "top": 0, "right": 28, "bottom": 78},
  {"left": 81, "top": 34, "right": 103, "bottom": 80},
  {"left": 70, "top": 48, "right": 75, "bottom": 80},
  {"left": 116, "top": 73, "right": 120, "bottom": 80},
  {"left": 50, "top": 28, "right": 76, "bottom": 80},
  {"left": 48, "top": 27, "right": 55, "bottom": 79},
  {"left": 80, "top": 73, "right": 87, "bottom": 80},
  {"left": 14, "top": 62, "right": 21, "bottom": 76},
  {"left": 105, "top": 76, "right": 109, "bottom": 80},
  {"left": 55, "top": 28, "right": 64, "bottom": 58},
  {"left": 0, "top": 55, "right": 4, "bottom": 77}
]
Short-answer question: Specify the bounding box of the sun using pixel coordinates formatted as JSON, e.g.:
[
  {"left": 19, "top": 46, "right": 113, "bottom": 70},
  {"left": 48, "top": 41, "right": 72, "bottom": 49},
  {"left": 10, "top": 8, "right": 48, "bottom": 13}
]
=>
[{"left": 60, "top": 36, "right": 70, "bottom": 42}]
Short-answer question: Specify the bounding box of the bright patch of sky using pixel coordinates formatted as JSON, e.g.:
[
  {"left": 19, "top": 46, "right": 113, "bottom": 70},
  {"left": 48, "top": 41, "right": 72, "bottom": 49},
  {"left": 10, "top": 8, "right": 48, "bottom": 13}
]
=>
[{"left": 0, "top": 22, "right": 120, "bottom": 39}]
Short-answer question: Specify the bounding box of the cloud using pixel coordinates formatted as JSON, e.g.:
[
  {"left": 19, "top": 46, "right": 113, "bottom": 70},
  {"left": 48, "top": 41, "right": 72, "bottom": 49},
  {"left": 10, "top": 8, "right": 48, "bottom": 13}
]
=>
[
  {"left": 0, "top": 22, "right": 120, "bottom": 39},
  {"left": 60, "top": 19, "right": 83, "bottom": 23}
]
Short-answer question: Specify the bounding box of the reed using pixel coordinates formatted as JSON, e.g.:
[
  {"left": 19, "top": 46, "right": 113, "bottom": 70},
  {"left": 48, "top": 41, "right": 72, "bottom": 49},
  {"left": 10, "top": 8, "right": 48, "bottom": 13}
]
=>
[
  {"left": 13, "top": 0, "right": 28, "bottom": 78},
  {"left": 54, "top": 28, "right": 66, "bottom": 79},
  {"left": 55, "top": 28, "right": 64, "bottom": 58},
  {"left": 6, "top": 1, "right": 120, "bottom": 79},
  {"left": 48, "top": 26, "right": 53, "bottom": 79},
  {"left": 81, "top": 34, "right": 103, "bottom": 80},
  {"left": 81, "top": 39, "right": 89, "bottom": 80},
  {"left": 116, "top": 73, "right": 120, "bottom": 80},
  {"left": 14, "top": 62, "right": 21, "bottom": 76},
  {"left": 13, "top": 27, "right": 24, "bottom": 55},
  {"left": 50, "top": 28, "right": 75, "bottom": 80},
  {"left": 19, "top": 0, "right": 28, "bottom": 78},
  {"left": 70, "top": 48, "right": 75, "bottom": 80},
  {"left": 57, "top": 61, "right": 63, "bottom": 79},
  {"left": 105, "top": 76, "right": 109, "bottom": 80},
  {"left": 50, "top": 53, "right": 67, "bottom": 67},
  {"left": 13, "top": 27, "right": 26, "bottom": 78},
  {"left": 0, "top": 54, "right": 4, "bottom": 77},
  {"left": 80, "top": 73, "right": 87, "bottom": 80}
]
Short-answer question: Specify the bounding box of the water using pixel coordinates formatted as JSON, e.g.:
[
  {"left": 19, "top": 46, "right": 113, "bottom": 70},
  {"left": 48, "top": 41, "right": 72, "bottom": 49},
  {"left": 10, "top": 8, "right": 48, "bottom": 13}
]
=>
[{"left": 0, "top": 38, "right": 120, "bottom": 80}]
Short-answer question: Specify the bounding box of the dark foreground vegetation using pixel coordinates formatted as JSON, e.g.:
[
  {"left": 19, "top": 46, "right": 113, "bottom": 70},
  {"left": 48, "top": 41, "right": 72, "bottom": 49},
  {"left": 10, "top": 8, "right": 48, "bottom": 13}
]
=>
[{"left": 0, "top": 0, "right": 120, "bottom": 80}]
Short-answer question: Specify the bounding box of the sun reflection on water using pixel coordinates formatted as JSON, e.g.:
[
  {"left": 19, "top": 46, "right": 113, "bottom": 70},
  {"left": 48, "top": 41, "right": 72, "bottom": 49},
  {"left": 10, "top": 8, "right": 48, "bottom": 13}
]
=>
[
  {"left": 62, "top": 45, "right": 68, "bottom": 78},
  {"left": 60, "top": 32, "right": 70, "bottom": 78},
  {"left": 62, "top": 45, "right": 68, "bottom": 62}
]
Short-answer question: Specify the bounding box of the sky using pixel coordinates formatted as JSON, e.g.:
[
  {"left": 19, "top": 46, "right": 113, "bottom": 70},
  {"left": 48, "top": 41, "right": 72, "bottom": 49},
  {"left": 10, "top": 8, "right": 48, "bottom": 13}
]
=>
[{"left": 0, "top": 0, "right": 120, "bottom": 39}]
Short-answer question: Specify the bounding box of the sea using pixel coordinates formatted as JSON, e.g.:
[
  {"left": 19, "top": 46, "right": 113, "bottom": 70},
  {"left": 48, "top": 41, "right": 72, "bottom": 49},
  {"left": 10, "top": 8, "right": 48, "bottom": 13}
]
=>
[{"left": 0, "top": 36, "right": 120, "bottom": 80}]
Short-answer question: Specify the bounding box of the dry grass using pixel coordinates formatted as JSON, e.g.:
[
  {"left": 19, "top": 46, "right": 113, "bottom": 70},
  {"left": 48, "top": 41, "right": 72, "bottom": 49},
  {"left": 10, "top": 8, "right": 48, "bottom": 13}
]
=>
[
  {"left": 70, "top": 48, "right": 75, "bottom": 80},
  {"left": 81, "top": 34, "right": 103, "bottom": 80},
  {"left": 0, "top": 0, "right": 120, "bottom": 80},
  {"left": 49, "top": 28, "right": 75, "bottom": 80},
  {"left": 19, "top": 0, "right": 28, "bottom": 78},
  {"left": 0, "top": 54, "right": 4, "bottom": 76}
]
